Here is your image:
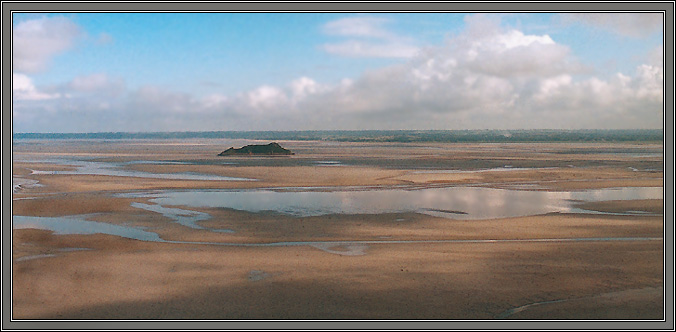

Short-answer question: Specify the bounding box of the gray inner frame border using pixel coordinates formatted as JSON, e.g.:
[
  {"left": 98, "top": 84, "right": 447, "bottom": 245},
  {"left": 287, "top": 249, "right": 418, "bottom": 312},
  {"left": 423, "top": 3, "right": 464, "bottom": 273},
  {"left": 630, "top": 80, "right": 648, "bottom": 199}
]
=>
[{"left": 3, "top": 1, "right": 673, "bottom": 331}]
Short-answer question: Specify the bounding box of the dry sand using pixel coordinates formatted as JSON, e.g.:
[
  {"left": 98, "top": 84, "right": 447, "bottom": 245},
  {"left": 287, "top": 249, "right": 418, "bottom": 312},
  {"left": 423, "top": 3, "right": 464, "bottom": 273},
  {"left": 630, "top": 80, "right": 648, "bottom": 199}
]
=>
[
  {"left": 11, "top": 140, "right": 664, "bottom": 320},
  {"left": 12, "top": 230, "right": 663, "bottom": 319}
]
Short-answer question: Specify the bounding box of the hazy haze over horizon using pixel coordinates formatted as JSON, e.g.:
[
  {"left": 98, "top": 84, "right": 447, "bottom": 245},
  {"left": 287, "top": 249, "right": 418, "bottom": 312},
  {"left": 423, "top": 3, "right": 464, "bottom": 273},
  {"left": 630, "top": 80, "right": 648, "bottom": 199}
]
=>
[{"left": 12, "top": 12, "right": 664, "bottom": 133}]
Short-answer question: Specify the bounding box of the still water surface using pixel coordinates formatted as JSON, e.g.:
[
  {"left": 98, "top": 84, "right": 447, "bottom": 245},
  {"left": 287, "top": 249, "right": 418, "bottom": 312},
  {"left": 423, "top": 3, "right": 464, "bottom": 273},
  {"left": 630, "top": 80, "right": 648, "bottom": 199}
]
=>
[
  {"left": 11, "top": 215, "right": 662, "bottom": 248},
  {"left": 19, "top": 158, "right": 254, "bottom": 181},
  {"left": 13, "top": 186, "right": 662, "bottom": 249},
  {"left": 132, "top": 186, "right": 663, "bottom": 220}
]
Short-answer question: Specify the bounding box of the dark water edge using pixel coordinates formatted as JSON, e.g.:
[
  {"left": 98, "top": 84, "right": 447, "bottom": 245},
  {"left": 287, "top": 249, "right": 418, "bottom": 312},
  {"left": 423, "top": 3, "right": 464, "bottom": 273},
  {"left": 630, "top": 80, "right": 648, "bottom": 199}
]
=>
[
  {"left": 10, "top": 215, "right": 664, "bottom": 246},
  {"left": 12, "top": 129, "right": 663, "bottom": 143}
]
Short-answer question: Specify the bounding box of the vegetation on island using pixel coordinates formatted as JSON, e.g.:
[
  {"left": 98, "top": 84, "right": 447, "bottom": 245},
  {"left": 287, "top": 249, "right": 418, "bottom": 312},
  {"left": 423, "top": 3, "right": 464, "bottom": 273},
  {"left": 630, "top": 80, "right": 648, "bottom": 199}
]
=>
[{"left": 218, "top": 142, "right": 294, "bottom": 156}]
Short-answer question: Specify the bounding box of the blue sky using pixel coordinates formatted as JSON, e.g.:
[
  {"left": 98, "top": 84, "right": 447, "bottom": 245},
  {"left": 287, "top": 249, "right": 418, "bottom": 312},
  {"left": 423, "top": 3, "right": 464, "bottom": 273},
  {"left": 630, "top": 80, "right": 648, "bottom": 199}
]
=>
[
  {"left": 15, "top": 13, "right": 464, "bottom": 93},
  {"left": 12, "top": 12, "right": 664, "bottom": 132}
]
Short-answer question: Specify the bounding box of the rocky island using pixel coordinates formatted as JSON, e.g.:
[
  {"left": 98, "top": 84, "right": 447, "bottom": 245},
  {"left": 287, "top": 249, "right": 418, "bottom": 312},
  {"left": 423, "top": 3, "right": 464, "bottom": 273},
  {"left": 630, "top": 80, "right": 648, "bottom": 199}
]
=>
[{"left": 218, "top": 142, "right": 294, "bottom": 156}]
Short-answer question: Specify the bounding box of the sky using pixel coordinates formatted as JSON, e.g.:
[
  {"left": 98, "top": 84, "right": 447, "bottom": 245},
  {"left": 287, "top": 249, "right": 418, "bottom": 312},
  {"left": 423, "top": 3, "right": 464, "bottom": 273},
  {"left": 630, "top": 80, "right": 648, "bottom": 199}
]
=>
[{"left": 12, "top": 12, "right": 664, "bottom": 133}]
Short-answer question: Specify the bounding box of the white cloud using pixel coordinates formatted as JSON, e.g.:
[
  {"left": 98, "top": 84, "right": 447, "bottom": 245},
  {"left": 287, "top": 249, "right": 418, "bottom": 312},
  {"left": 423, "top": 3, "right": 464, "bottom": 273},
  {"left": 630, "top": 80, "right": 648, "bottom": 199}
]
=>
[
  {"left": 522, "top": 67, "right": 662, "bottom": 129},
  {"left": 201, "top": 94, "right": 229, "bottom": 109},
  {"left": 323, "top": 16, "right": 393, "bottom": 39},
  {"left": 494, "top": 29, "right": 554, "bottom": 48},
  {"left": 463, "top": 30, "right": 576, "bottom": 78},
  {"left": 13, "top": 73, "right": 60, "bottom": 100},
  {"left": 128, "top": 86, "right": 197, "bottom": 113},
  {"left": 68, "top": 73, "right": 125, "bottom": 96},
  {"left": 70, "top": 73, "right": 109, "bottom": 91},
  {"left": 289, "top": 77, "right": 324, "bottom": 100},
  {"left": 648, "top": 45, "right": 663, "bottom": 67},
  {"left": 316, "top": 17, "right": 581, "bottom": 118},
  {"left": 12, "top": 14, "right": 664, "bottom": 132},
  {"left": 322, "top": 16, "right": 419, "bottom": 58},
  {"left": 244, "top": 85, "right": 288, "bottom": 111},
  {"left": 13, "top": 16, "right": 82, "bottom": 73},
  {"left": 559, "top": 13, "right": 663, "bottom": 37},
  {"left": 323, "top": 40, "right": 419, "bottom": 58},
  {"left": 634, "top": 64, "right": 663, "bottom": 100},
  {"left": 534, "top": 74, "right": 573, "bottom": 101},
  {"left": 300, "top": 14, "right": 661, "bottom": 129}
]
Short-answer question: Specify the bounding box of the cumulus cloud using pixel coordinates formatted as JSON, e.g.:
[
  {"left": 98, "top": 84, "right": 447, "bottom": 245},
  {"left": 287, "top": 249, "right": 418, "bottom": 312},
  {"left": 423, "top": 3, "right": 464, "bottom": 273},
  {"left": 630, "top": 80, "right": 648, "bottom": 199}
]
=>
[
  {"left": 242, "top": 85, "right": 288, "bottom": 111},
  {"left": 13, "top": 73, "right": 126, "bottom": 123},
  {"left": 309, "top": 15, "right": 584, "bottom": 119},
  {"left": 322, "top": 16, "right": 419, "bottom": 58},
  {"left": 304, "top": 14, "right": 661, "bottom": 129},
  {"left": 289, "top": 77, "right": 326, "bottom": 100},
  {"left": 524, "top": 67, "right": 662, "bottom": 128},
  {"left": 13, "top": 16, "right": 82, "bottom": 73},
  {"left": 559, "top": 13, "right": 663, "bottom": 37}
]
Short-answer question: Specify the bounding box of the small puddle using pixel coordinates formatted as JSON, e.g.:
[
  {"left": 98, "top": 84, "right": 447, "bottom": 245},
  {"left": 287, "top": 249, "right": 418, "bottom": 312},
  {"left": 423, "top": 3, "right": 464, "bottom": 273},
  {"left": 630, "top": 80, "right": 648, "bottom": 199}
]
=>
[
  {"left": 496, "top": 299, "right": 569, "bottom": 319},
  {"left": 314, "top": 161, "right": 345, "bottom": 167},
  {"left": 14, "top": 248, "right": 92, "bottom": 262},
  {"left": 310, "top": 243, "right": 368, "bottom": 256},
  {"left": 123, "top": 160, "right": 188, "bottom": 165},
  {"left": 412, "top": 167, "right": 542, "bottom": 174},
  {"left": 625, "top": 210, "right": 656, "bottom": 214},
  {"left": 15, "top": 254, "right": 57, "bottom": 262},
  {"left": 247, "top": 270, "right": 270, "bottom": 282}
]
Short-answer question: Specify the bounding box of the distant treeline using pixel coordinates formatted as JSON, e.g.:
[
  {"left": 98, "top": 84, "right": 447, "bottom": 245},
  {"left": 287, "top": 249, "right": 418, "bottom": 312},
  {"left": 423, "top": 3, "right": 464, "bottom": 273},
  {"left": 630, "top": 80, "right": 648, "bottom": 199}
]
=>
[{"left": 13, "top": 129, "right": 663, "bottom": 143}]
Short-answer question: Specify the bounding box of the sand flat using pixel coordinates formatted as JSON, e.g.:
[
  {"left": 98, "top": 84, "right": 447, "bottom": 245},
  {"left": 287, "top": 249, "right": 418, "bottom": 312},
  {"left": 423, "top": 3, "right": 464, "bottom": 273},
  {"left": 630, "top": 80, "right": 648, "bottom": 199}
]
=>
[
  {"left": 12, "top": 232, "right": 662, "bottom": 319},
  {"left": 11, "top": 139, "right": 664, "bottom": 319}
]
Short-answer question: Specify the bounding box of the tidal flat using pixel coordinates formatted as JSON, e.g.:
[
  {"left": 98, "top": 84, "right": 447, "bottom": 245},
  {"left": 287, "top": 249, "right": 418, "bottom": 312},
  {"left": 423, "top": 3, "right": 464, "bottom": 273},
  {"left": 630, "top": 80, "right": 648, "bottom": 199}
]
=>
[{"left": 11, "top": 139, "right": 664, "bottom": 319}]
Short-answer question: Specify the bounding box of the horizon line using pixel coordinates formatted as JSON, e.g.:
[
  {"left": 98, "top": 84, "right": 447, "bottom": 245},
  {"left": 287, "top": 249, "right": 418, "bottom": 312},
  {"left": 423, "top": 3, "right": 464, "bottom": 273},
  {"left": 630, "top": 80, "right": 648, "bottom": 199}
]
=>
[{"left": 12, "top": 128, "right": 665, "bottom": 135}]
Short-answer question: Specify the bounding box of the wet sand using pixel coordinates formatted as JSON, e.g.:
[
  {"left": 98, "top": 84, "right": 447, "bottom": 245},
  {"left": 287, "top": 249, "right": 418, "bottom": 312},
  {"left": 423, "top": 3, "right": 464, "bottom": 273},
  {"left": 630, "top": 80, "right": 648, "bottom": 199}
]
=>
[{"left": 11, "top": 139, "right": 664, "bottom": 319}]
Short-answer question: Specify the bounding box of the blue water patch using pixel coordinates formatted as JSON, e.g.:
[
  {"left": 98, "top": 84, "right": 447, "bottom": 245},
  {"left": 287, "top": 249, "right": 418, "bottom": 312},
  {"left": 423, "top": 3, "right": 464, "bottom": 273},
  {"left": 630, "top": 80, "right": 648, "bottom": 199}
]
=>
[{"left": 12, "top": 215, "right": 164, "bottom": 242}]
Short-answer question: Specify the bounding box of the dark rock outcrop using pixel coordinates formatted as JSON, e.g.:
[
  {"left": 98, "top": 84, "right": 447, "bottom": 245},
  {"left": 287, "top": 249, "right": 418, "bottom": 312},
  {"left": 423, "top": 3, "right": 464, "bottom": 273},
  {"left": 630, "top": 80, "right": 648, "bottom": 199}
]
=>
[{"left": 218, "top": 142, "right": 294, "bottom": 156}]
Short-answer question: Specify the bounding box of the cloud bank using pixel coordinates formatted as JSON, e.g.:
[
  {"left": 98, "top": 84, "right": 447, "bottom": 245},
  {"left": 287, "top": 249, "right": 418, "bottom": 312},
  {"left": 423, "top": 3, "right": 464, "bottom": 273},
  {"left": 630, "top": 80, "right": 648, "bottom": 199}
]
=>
[{"left": 13, "top": 14, "right": 663, "bottom": 132}]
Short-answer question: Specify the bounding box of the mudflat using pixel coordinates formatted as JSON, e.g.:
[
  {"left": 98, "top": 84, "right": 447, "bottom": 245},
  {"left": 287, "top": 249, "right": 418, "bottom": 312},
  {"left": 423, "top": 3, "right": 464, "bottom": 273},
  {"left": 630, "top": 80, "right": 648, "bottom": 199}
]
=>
[{"left": 11, "top": 139, "right": 664, "bottom": 319}]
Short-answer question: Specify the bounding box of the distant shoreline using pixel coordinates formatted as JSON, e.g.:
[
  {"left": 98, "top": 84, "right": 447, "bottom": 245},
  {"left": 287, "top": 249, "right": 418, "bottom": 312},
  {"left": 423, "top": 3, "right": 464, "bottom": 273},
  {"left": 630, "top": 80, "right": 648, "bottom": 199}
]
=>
[{"left": 12, "top": 129, "right": 663, "bottom": 143}]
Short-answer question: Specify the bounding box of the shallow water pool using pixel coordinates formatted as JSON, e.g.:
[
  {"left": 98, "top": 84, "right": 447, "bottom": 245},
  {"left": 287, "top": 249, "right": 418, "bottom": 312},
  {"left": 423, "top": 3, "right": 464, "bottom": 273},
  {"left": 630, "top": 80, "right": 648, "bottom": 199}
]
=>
[
  {"left": 20, "top": 158, "right": 255, "bottom": 181},
  {"left": 129, "top": 186, "right": 663, "bottom": 220}
]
